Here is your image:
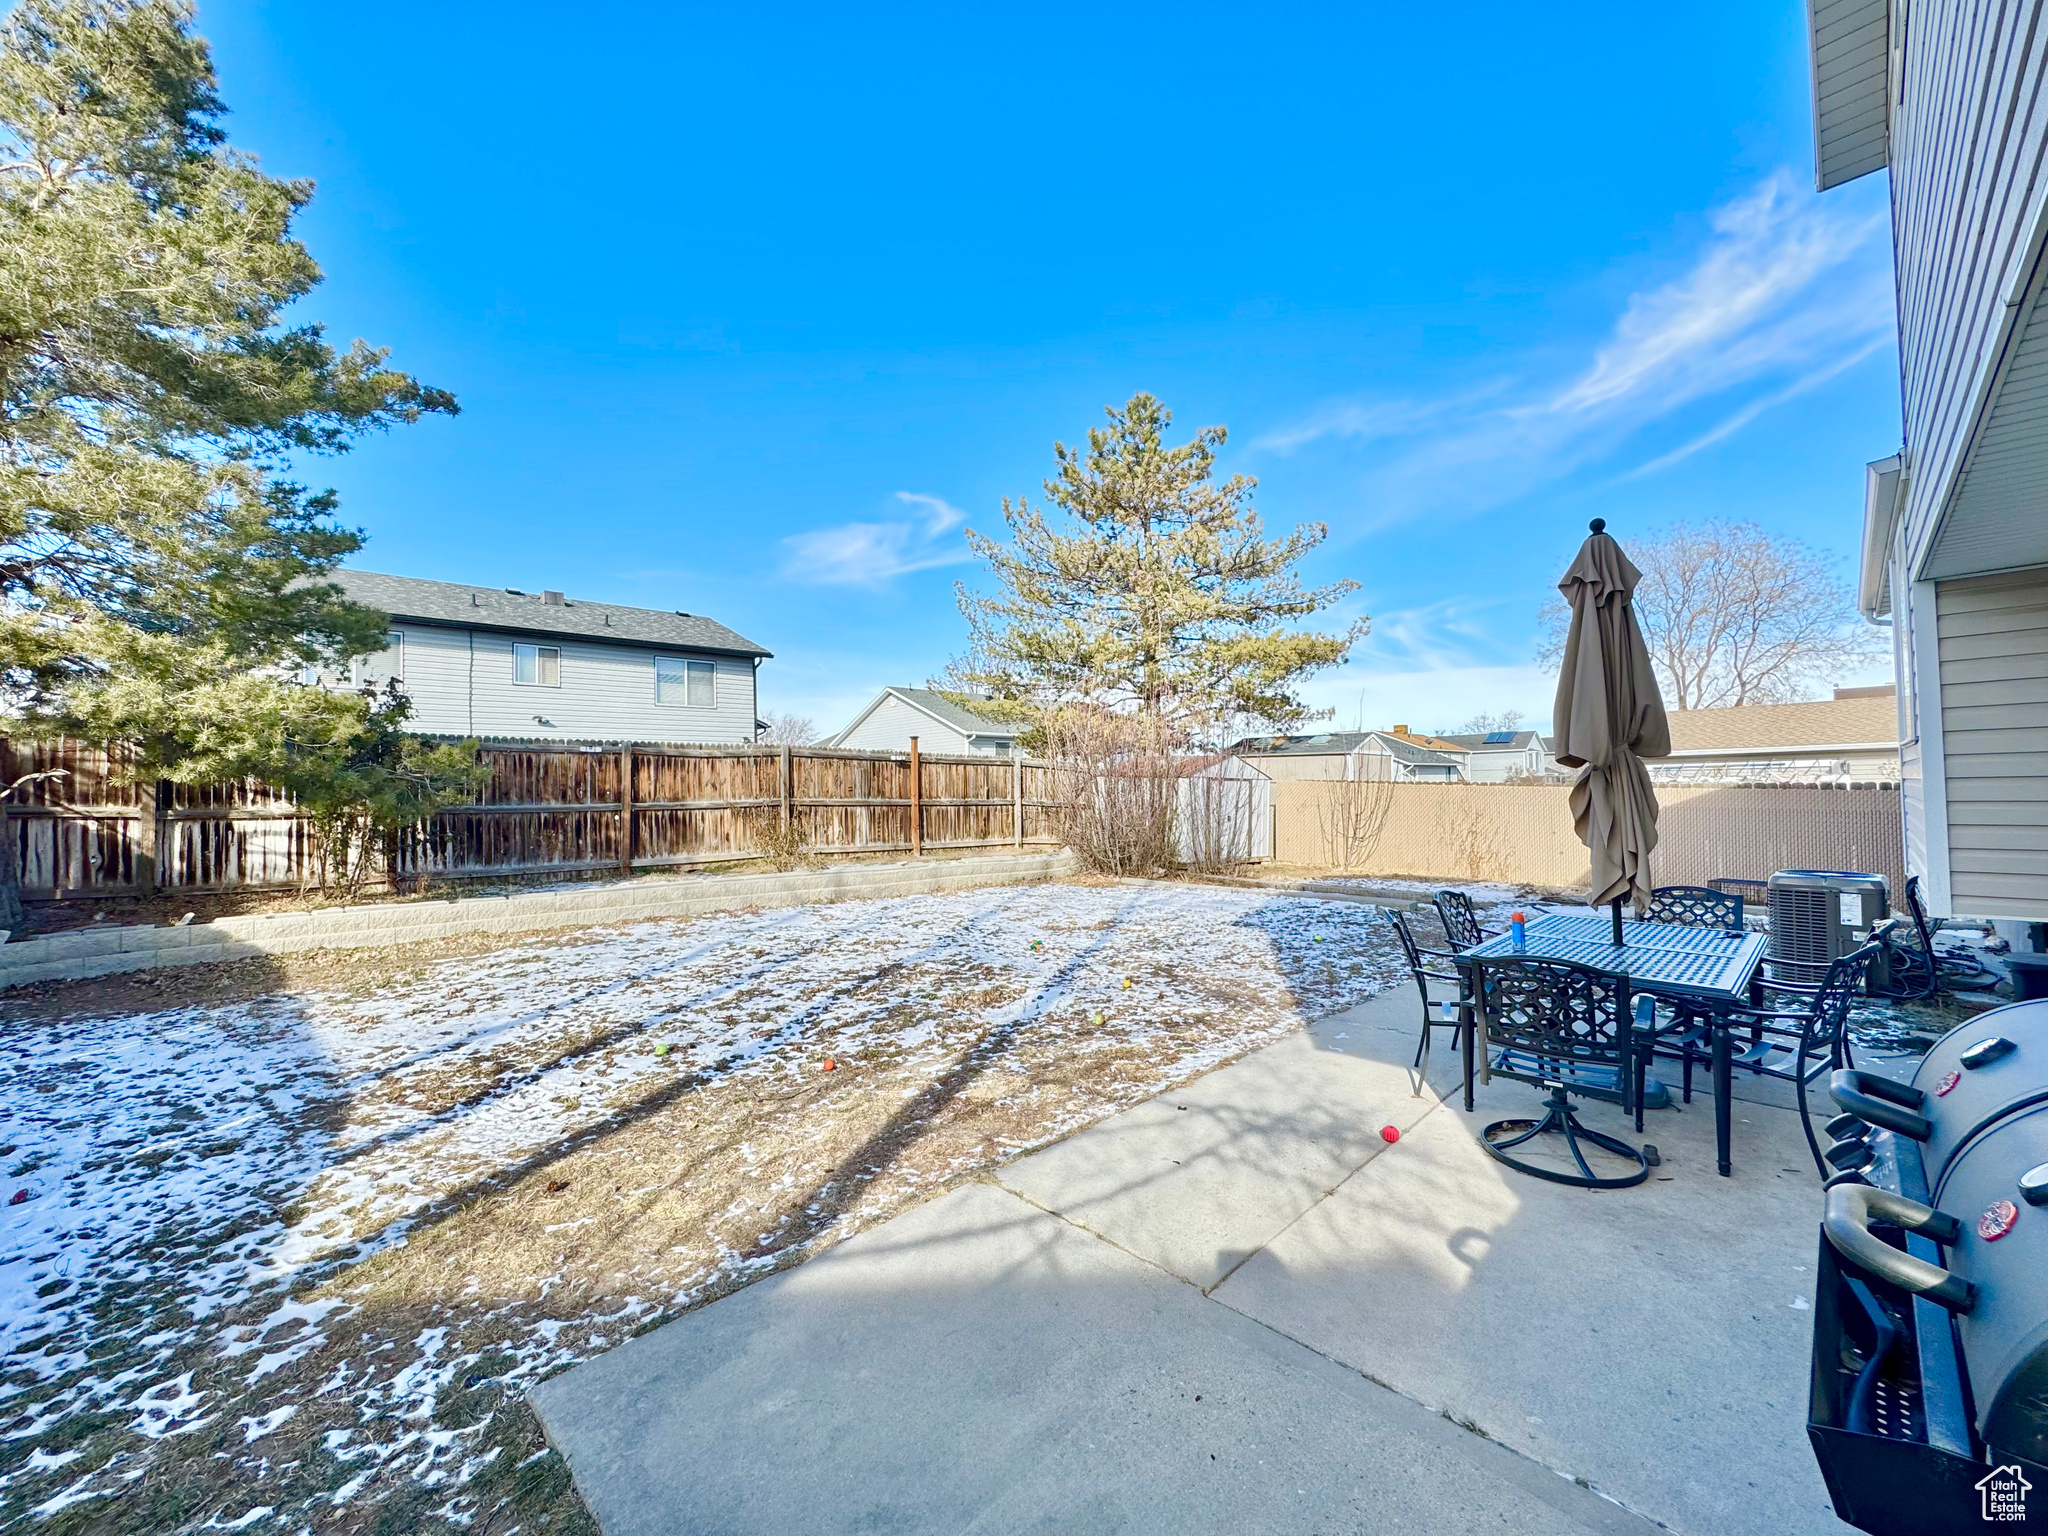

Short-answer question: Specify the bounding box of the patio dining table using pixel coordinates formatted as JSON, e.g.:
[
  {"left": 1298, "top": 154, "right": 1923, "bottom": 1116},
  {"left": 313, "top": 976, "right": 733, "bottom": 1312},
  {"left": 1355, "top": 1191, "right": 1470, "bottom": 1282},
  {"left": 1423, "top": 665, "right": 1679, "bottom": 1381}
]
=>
[{"left": 1456, "top": 910, "right": 1769, "bottom": 1176}]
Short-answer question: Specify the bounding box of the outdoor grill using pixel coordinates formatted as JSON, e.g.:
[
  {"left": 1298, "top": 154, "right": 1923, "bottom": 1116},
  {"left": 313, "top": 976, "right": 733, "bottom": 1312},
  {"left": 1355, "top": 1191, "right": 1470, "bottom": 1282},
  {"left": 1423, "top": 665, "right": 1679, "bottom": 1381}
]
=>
[{"left": 1809, "top": 997, "right": 2048, "bottom": 1534}]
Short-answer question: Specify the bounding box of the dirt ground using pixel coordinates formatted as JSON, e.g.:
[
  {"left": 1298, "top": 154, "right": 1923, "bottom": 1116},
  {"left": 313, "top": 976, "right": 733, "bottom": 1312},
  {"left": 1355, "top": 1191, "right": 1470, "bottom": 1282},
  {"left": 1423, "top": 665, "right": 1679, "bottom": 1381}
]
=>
[{"left": 0, "top": 876, "right": 1433, "bottom": 1534}]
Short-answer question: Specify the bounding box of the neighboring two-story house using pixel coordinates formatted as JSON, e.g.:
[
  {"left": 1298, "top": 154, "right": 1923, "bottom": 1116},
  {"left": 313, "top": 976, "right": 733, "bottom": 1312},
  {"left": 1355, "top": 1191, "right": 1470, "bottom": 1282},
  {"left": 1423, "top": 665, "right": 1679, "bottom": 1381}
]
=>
[{"left": 314, "top": 571, "right": 772, "bottom": 744}]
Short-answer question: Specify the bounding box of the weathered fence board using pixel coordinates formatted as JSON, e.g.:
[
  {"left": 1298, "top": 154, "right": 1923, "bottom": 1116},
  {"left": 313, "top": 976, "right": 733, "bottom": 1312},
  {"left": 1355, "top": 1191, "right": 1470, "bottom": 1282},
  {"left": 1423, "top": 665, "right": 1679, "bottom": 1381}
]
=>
[{"left": 1, "top": 739, "right": 1059, "bottom": 897}]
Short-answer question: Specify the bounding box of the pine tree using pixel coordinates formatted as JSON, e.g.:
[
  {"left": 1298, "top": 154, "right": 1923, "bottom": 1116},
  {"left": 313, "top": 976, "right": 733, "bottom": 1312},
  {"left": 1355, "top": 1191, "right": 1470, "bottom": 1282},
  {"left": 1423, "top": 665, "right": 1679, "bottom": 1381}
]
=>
[
  {"left": 0, "top": 0, "right": 460, "bottom": 922},
  {"left": 952, "top": 392, "right": 1364, "bottom": 742}
]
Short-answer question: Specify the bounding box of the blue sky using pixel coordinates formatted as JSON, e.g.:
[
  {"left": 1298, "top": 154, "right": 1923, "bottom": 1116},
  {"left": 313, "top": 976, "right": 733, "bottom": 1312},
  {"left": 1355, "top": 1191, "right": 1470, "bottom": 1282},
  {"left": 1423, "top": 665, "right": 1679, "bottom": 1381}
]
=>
[{"left": 205, "top": 0, "right": 1902, "bottom": 736}]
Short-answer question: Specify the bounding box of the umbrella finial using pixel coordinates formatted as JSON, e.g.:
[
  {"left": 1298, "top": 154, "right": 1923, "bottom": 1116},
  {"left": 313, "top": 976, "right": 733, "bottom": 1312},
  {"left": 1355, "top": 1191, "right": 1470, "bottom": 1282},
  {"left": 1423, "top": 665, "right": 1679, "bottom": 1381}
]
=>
[{"left": 1589, "top": 518, "right": 1606, "bottom": 534}]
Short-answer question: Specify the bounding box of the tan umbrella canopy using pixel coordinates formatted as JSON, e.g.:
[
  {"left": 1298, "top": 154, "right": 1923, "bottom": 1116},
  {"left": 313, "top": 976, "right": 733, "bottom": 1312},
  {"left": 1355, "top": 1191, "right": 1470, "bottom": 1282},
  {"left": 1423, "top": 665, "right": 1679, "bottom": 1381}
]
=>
[{"left": 1551, "top": 519, "right": 1671, "bottom": 936}]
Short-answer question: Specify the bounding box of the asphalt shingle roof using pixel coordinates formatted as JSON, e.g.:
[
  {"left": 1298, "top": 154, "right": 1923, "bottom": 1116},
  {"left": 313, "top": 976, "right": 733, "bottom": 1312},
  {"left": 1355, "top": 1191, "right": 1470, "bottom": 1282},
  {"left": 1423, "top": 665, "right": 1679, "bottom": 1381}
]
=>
[
  {"left": 331, "top": 571, "right": 771, "bottom": 658},
  {"left": 1663, "top": 696, "right": 1898, "bottom": 752},
  {"left": 1434, "top": 731, "right": 1542, "bottom": 751},
  {"left": 1231, "top": 730, "right": 1464, "bottom": 766},
  {"left": 885, "top": 688, "right": 1019, "bottom": 738}
]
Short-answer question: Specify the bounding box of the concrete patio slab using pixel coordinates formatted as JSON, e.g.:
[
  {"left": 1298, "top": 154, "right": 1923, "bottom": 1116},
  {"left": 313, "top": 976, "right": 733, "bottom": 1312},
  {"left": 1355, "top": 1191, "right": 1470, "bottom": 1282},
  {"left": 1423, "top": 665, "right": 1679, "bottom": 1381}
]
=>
[
  {"left": 996, "top": 1026, "right": 1438, "bottom": 1288},
  {"left": 535, "top": 981, "right": 1865, "bottom": 1535},
  {"left": 531, "top": 1180, "right": 1657, "bottom": 1536},
  {"left": 1213, "top": 1029, "right": 1850, "bottom": 1536}
]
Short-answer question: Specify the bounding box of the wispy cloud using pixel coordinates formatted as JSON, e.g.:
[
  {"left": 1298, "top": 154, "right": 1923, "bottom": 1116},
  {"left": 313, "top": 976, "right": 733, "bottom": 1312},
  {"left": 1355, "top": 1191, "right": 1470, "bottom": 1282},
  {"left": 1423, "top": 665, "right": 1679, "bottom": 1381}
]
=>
[
  {"left": 1256, "top": 173, "right": 1893, "bottom": 520},
  {"left": 1301, "top": 595, "right": 1559, "bottom": 732},
  {"left": 781, "top": 492, "right": 971, "bottom": 586}
]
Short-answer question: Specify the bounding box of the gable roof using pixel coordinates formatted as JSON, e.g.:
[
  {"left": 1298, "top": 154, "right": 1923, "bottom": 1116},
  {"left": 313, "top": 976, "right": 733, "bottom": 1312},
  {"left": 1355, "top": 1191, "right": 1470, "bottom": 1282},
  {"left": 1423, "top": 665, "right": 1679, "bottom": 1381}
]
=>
[
  {"left": 835, "top": 687, "right": 1020, "bottom": 744},
  {"left": 886, "top": 687, "right": 1019, "bottom": 738},
  {"left": 1231, "top": 730, "right": 1463, "bottom": 767},
  {"left": 1434, "top": 731, "right": 1544, "bottom": 752},
  {"left": 1664, "top": 695, "right": 1899, "bottom": 754},
  {"left": 331, "top": 570, "right": 771, "bottom": 658}
]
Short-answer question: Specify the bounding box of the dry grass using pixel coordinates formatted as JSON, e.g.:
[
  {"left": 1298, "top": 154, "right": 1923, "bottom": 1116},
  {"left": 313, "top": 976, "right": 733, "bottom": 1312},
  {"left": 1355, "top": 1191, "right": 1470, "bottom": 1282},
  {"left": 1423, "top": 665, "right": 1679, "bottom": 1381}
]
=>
[{"left": 0, "top": 882, "right": 1411, "bottom": 1534}]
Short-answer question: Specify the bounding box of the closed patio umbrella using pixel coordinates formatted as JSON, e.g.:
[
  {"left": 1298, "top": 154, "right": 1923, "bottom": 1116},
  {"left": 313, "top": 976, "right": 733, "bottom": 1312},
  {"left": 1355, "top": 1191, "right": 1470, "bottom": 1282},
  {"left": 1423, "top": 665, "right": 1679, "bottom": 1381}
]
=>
[{"left": 1551, "top": 519, "right": 1671, "bottom": 943}]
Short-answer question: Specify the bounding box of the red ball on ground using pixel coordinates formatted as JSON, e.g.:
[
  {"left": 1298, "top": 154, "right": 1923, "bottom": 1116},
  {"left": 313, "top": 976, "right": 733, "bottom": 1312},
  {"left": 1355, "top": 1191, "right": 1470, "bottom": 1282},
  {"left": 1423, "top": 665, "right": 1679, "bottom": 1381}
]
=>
[{"left": 1379, "top": 1125, "right": 1400, "bottom": 1144}]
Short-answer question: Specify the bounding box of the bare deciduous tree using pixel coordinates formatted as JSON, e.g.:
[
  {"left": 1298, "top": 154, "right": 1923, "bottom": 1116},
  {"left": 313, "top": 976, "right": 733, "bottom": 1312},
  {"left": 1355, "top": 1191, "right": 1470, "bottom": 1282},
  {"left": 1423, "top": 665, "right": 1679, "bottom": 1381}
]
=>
[
  {"left": 1315, "top": 759, "right": 1397, "bottom": 873},
  {"left": 757, "top": 712, "right": 821, "bottom": 745},
  {"left": 1539, "top": 520, "right": 1884, "bottom": 709},
  {"left": 1449, "top": 709, "right": 1524, "bottom": 735}
]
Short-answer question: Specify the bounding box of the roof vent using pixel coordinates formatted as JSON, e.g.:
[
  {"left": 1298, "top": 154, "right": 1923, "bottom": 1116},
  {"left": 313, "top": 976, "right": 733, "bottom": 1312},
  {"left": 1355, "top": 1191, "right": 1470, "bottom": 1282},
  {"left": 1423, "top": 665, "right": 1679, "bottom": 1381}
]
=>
[
  {"left": 543, "top": 590, "right": 565, "bottom": 606},
  {"left": 674, "top": 610, "right": 692, "bottom": 618},
  {"left": 505, "top": 587, "right": 524, "bottom": 596}
]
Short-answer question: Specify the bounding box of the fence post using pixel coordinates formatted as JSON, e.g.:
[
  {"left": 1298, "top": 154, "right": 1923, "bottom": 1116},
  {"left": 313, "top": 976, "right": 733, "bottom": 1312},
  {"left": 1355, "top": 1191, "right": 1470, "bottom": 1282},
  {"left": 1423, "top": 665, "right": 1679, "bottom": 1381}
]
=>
[
  {"left": 1013, "top": 752, "right": 1023, "bottom": 847},
  {"left": 908, "top": 736, "right": 922, "bottom": 858},
  {"left": 780, "top": 744, "right": 793, "bottom": 830},
  {"left": 618, "top": 745, "right": 635, "bottom": 878}
]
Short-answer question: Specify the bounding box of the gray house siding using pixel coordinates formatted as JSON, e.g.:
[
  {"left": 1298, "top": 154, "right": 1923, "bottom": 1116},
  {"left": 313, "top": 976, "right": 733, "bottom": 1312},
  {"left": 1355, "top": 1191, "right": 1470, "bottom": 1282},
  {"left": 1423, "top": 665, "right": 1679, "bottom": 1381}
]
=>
[
  {"left": 837, "top": 693, "right": 976, "bottom": 754},
  {"left": 1819, "top": 0, "right": 2048, "bottom": 922},
  {"left": 1891, "top": 0, "right": 2048, "bottom": 575},
  {"left": 329, "top": 623, "right": 758, "bottom": 744}
]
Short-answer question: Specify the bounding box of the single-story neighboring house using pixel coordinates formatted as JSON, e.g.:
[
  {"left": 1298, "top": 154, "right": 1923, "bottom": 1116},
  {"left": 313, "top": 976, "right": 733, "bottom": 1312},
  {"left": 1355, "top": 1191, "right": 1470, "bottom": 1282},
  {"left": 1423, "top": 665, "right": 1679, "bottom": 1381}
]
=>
[
  {"left": 831, "top": 688, "right": 1020, "bottom": 756},
  {"left": 309, "top": 571, "right": 771, "bottom": 744},
  {"left": 1431, "top": 729, "right": 1556, "bottom": 783},
  {"left": 1233, "top": 727, "right": 1466, "bottom": 783},
  {"left": 1647, "top": 688, "right": 1901, "bottom": 786}
]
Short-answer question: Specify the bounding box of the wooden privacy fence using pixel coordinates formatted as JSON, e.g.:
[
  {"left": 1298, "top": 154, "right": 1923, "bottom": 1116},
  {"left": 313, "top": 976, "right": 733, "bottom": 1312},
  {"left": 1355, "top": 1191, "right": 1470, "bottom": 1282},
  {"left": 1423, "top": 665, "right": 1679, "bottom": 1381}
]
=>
[
  {"left": 1273, "top": 781, "right": 1906, "bottom": 893},
  {"left": 1, "top": 737, "right": 1060, "bottom": 898}
]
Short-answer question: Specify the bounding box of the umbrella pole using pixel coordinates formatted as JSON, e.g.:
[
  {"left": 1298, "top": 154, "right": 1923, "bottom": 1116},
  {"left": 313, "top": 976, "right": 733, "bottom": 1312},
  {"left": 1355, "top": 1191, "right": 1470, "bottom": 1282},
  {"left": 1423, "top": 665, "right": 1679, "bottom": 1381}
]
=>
[{"left": 1611, "top": 896, "right": 1625, "bottom": 947}]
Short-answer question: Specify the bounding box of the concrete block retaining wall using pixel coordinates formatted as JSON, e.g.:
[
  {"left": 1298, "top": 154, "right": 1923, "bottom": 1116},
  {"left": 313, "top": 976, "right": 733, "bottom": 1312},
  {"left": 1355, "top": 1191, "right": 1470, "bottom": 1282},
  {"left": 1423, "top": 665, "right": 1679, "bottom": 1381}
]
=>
[{"left": 0, "top": 851, "right": 1078, "bottom": 991}]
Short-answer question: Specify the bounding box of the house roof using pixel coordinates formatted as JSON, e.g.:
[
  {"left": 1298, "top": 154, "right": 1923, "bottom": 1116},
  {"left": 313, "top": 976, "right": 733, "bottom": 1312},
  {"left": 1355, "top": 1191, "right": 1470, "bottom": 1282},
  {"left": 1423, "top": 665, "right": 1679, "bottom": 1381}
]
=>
[
  {"left": 1232, "top": 730, "right": 1463, "bottom": 767},
  {"left": 330, "top": 571, "right": 772, "bottom": 658},
  {"left": 836, "top": 687, "right": 1019, "bottom": 744},
  {"left": 1664, "top": 695, "right": 1899, "bottom": 754},
  {"left": 1434, "top": 730, "right": 1544, "bottom": 752},
  {"left": 889, "top": 687, "right": 1018, "bottom": 738}
]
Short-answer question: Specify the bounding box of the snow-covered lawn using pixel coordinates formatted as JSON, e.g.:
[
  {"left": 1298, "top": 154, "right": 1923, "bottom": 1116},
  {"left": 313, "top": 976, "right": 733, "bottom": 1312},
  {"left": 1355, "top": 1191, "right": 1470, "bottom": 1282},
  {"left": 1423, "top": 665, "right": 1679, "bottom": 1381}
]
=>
[{"left": 0, "top": 878, "right": 1431, "bottom": 1534}]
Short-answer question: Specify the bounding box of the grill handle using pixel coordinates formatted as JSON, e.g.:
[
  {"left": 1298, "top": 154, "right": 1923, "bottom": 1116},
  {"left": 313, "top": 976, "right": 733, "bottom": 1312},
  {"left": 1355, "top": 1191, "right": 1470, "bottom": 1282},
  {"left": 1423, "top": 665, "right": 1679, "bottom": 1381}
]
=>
[
  {"left": 1823, "top": 1184, "right": 1975, "bottom": 1314},
  {"left": 1829, "top": 1069, "right": 1933, "bottom": 1141}
]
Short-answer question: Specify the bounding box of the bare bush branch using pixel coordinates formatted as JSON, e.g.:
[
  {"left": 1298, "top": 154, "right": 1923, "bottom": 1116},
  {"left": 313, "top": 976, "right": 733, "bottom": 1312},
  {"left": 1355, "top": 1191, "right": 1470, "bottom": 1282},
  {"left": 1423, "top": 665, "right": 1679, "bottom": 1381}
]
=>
[
  {"left": 1315, "top": 757, "right": 1397, "bottom": 872},
  {"left": 1046, "top": 706, "right": 1177, "bottom": 876}
]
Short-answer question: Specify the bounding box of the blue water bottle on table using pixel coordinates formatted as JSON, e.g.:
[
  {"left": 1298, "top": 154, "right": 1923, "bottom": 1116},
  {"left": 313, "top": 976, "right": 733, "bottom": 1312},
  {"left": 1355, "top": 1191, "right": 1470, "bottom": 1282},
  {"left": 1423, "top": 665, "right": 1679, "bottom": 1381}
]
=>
[{"left": 1509, "top": 910, "right": 1527, "bottom": 950}]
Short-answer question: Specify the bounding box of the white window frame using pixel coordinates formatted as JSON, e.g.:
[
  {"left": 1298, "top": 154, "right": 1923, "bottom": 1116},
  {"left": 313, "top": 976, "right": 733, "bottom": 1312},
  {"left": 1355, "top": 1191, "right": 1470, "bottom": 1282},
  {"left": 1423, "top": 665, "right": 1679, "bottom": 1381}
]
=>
[
  {"left": 655, "top": 655, "right": 717, "bottom": 708},
  {"left": 514, "top": 642, "right": 561, "bottom": 687}
]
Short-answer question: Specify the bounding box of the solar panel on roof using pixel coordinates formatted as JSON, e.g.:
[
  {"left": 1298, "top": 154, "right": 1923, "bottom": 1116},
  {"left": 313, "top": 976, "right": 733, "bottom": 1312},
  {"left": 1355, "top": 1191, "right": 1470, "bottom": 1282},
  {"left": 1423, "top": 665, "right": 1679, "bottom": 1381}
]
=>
[{"left": 1483, "top": 730, "right": 1516, "bottom": 744}]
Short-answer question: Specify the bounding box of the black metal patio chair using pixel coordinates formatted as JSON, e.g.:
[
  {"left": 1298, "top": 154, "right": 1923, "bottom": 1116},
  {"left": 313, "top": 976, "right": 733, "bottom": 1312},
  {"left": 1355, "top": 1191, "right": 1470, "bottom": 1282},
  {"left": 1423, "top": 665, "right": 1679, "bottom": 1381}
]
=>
[
  {"left": 1432, "top": 889, "right": 1497, "bottom": 952},
  {"left": 1635, "top": 885, "right": 1749, "bottom": 1064},
  {"left": 1659, "top": 944, "right": 1877, "bottom": 1176},
  {"left": 1466, "top": 955, "right": 1654, "bottom": 1189},
  {"left": 1643, "top": 885, "right": 1744, "bottom": 930},
  {"left": 1382, "top": 908, "right": 1473, "bottom": 1100}
]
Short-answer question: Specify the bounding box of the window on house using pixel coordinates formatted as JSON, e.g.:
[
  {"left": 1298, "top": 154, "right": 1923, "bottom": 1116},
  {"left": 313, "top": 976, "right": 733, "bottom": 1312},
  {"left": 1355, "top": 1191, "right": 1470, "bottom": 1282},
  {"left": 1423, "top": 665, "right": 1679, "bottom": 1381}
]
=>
[
  {"left": 514, "top": 643, "right": 560, "bottom": 686},
  {"left": 656, "top": 656, "right": 716, "bottom": 707}
]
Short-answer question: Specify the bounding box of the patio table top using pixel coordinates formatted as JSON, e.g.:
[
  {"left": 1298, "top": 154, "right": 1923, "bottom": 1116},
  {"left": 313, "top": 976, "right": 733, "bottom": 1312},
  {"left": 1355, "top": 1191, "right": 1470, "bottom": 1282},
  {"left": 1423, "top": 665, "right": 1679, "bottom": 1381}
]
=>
[{"left": 1457, "top": 909, "right": 1767, "bottom": 1006}]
